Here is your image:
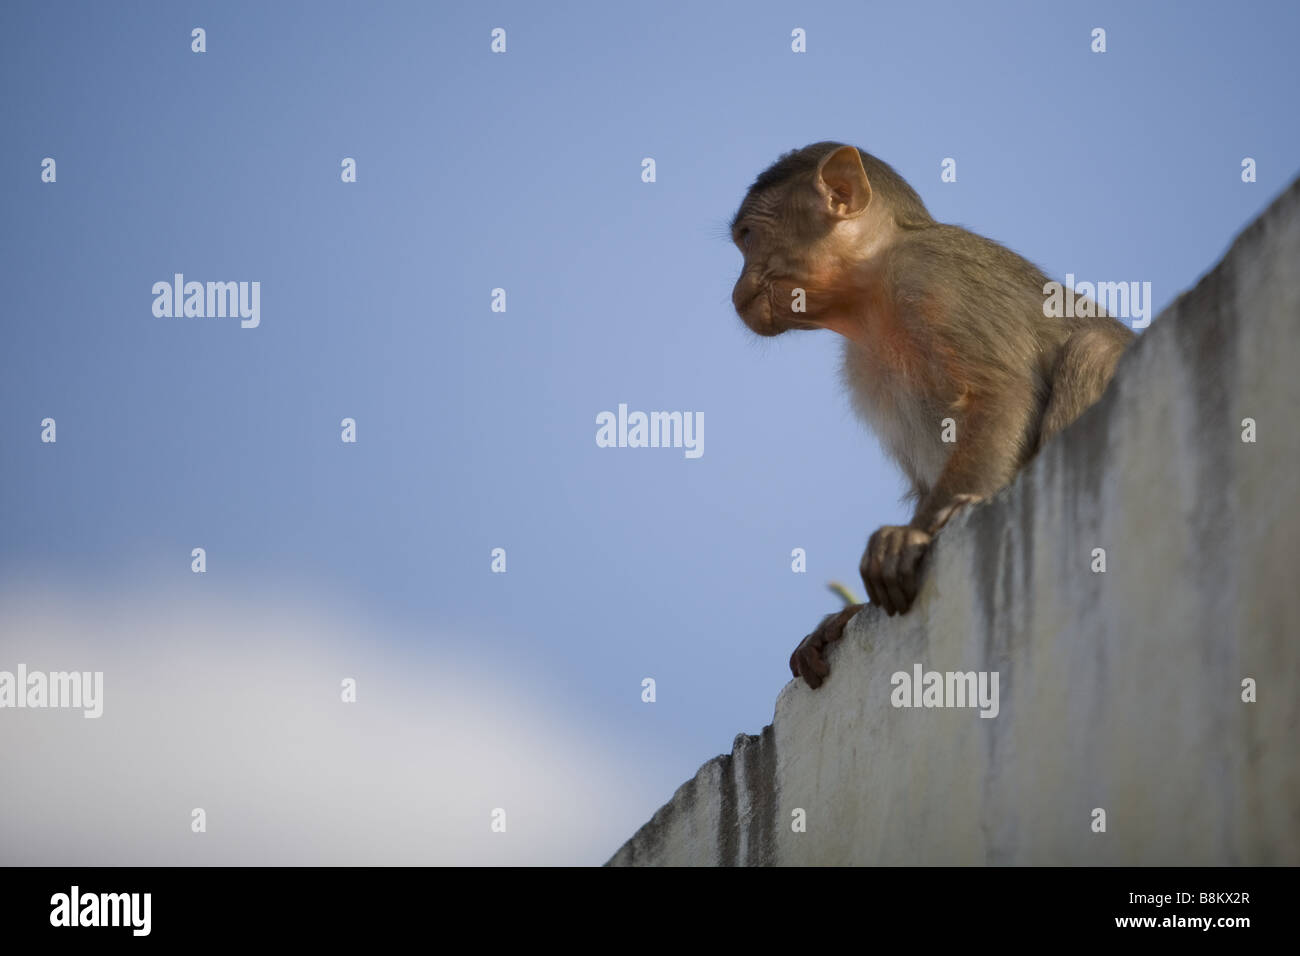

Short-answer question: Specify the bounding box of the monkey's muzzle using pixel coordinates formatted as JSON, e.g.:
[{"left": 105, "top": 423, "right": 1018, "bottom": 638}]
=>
[{"left": 732, "top": 284, "right": 783, "bottom": 336}]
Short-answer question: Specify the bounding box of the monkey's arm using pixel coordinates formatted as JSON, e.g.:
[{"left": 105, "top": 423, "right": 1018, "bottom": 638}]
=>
[
  {"left": 911, "top": 393, "right": 1034, "bottom": 533},
  {"left": 863, "top": 391, "right": 1036, "bottom": 614}
]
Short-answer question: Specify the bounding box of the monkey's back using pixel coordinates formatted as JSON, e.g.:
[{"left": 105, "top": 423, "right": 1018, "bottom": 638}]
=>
[{"left": 846, "top": 223, "right": 1134, "bottom": 489}]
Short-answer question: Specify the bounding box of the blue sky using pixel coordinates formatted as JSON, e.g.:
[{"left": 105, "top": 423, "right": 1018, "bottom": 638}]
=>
[{"left": 2, "top": 0, "right": 1298, "bottom": 862}]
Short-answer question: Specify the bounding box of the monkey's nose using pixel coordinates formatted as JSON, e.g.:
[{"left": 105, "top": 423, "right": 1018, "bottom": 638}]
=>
[{"left": 733, "top": 284, "right": 761, "bottom": 314}]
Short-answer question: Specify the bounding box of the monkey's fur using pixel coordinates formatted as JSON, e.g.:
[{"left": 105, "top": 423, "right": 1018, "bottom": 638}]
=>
[{"left": 729, "top": 142, "right": 1133, "bottom": 689}]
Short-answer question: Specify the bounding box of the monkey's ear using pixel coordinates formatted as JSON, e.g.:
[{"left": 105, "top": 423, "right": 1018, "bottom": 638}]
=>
[{"left": 815, "top": 146, "right": 872, "bottom": 217}]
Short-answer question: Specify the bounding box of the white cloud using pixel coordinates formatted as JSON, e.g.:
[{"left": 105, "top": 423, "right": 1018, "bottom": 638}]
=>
[{"left": 0, "top": 585, "right": 661, "bottom": 865}]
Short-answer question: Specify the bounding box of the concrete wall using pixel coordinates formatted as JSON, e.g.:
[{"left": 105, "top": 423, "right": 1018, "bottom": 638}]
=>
[{"left": 608, "top": 178, "right": 1300, "bottom": 866}]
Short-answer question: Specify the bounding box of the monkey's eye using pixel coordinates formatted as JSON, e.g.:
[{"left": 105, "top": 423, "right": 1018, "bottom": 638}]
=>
[{"left": 735, "top": 226, "right": 751, "bottom": 250}]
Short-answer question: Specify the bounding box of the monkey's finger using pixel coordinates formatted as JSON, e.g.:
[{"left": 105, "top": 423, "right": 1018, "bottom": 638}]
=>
[
  {"left": 792, "top": 639, "right": 815, "bottom": 683},
  {"left": 864, "top": 543, "right": 892, "bottom": 614},
  {"left": 807, "top": 636, "right": 831, "bottom": 678},
  {"left": 871, "top": 569, "right": 894, "bottom": 615},
  {"left": 794, "top": 629, "right": 830, "bottom": 686},
  {"left": 880, "top": 546, "right": 908, "bottom": 616},
  {"left": 899, "top": 542, "right": 925, "bottom": 608},
  {"left": 799, "top": 648, "right": 824, "bottom": 689},
  {"left": 804, "top": 651, "right": 828, "bottom": 687},
  {"left": 891, "top": 535, "right": 924, "bottom": 611},
  {"left": 860, "top": 556, "right": 884, "bottom": 609}
]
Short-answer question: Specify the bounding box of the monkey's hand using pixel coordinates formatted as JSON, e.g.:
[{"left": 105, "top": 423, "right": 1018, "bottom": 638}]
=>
[
  {"left": 790, "top": 603, "right": 864, "bottom": 689},
  {"left": 862, "top": 494, "right": 983, "bottom": 615},
  {"left": 860, "top": 526, "right": 931, "bottom": 616}
]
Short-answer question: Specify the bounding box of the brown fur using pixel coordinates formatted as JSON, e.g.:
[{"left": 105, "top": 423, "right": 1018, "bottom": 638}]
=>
[{"left": 730, "top": 142, "right": 1135, "bottom": 687}]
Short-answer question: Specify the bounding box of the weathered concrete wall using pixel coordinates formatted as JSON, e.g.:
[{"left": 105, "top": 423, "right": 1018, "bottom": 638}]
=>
[{"left": 609, "top": 179, "right": 1300, "bottom": 866}]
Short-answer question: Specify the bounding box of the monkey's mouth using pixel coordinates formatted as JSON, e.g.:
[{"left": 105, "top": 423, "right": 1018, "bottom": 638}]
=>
[
  {"left": 738, "top": 288, "right": 817, "bottom": 337},
  {"left": 735, "top": 285, "right": 795, "bottom": 336}
]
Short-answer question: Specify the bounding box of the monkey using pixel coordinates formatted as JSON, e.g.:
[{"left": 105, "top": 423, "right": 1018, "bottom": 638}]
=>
[{"left": 728, "top": 142, "right": 1134, "bottom": 689}]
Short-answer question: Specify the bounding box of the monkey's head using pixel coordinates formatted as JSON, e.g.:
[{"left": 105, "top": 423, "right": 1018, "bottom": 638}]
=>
[{"left": 729, "top": 142, "right": 931, "bottom": 337}]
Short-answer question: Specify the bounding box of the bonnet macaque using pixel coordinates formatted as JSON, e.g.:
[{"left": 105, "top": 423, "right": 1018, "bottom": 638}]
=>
[{"left": 730, "top": 142, "right": 1133, "bottom": 689}]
